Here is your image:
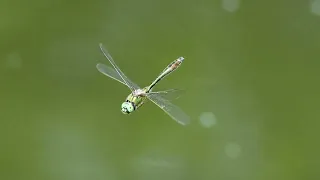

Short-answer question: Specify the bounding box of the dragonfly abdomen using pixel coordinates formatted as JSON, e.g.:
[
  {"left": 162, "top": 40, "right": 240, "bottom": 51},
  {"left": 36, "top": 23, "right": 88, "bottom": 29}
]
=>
[
  {"left": 148, "top": 57, "right": 184, "bottom": 91},
  {"left": 162, "top": 57, "right": 184, "bottom": 74}
]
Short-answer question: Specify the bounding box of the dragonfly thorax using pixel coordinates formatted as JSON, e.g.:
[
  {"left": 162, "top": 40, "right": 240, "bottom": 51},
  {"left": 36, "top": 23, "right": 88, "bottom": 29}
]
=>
[{"left": 132, "top": 89, "right": 147, "bottom": 97}]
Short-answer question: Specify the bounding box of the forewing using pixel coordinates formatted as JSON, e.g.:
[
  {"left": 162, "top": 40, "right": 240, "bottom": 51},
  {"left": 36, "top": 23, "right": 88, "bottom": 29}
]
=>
[
  {"left": 99, "top": 43, "right": 139, "bottom": 91},
  {"left": 147, "top": 89, "right": 185, "bottom": 101},
  {"left": 147, "top": 94, "right": 190, "bottom": 125},
  {"left": 96, "top": 63, "right": 140, "bottom": 89}
]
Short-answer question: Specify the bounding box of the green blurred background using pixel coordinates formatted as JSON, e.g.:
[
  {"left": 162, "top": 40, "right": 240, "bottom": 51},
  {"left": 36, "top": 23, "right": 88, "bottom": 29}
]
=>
[{"left": 1, "top": 0, "right": 320, "bottom": 179}]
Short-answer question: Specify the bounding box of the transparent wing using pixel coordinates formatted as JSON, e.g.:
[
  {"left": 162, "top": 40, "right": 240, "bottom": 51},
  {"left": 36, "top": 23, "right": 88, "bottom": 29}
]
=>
[
  {"left": 99, "top": 43, "right": 139, "bottom": 91},
  {"left": 146, "top": 89, "right": 185, "bottom": 101},
  {"left": 96, "top": 63, "right": 141, "bottom": 89},
  {"left": 147, "top": 94, "right": 190, "bottom": 125}
]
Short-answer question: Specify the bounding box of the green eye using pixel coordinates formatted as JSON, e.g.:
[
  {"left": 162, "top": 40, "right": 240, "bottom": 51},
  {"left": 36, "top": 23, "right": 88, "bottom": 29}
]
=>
[{"left": 121, "top": 102, "right": 134, "bottom": 113}]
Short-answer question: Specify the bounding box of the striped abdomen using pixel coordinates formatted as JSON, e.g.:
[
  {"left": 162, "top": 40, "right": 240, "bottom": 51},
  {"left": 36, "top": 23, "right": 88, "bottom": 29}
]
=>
[{"left": 148, "top": 57, "right": 184, "bottom": 91}]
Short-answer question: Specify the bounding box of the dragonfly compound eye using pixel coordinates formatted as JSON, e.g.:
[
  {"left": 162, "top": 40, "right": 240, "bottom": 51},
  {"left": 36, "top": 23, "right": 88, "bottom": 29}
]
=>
[{"left": 121, "top": 102, "right": 134, "bottom": 114}]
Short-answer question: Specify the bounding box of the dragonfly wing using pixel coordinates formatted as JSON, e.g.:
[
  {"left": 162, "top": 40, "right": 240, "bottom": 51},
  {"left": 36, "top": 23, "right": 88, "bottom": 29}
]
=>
[
  {"left": 99, "top": 43, "right": 138, "bottom": 91},
  {"left": 97, "top": 63, "right": 141, "bottom": 89},
  {"left": 147, "top": 89, "right": 185, "bottom": 101},
  {"left": 147, "top": 94, "right": 190, "bottom": 125}
]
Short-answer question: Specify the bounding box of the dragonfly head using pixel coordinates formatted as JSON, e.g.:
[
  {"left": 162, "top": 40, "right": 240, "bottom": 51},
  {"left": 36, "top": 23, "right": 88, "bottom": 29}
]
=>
[{"left": 121, "top": 101, "right": 134, "bottom": 114}]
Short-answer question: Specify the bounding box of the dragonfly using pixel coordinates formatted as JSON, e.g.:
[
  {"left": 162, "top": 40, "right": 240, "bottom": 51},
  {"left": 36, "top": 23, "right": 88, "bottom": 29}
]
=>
[{"left": 96, "top": 43, "right": 190, "bottom": 125}]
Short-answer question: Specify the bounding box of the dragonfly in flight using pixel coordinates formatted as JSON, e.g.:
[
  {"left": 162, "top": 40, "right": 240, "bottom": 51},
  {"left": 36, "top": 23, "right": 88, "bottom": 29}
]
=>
[{"left": 96, "top": 43, "right": 190, "bottom": 125}]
